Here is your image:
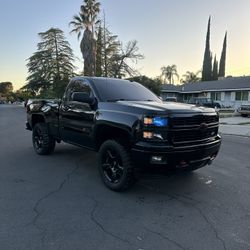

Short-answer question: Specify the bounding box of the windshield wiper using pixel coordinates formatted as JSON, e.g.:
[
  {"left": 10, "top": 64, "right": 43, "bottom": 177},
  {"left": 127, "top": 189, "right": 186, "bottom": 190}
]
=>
[
  {"left": 107, "top": 99, "right": 126, "bottom": 102},
  {"left": 107, "top": 99, "right": 138, "bottom": 102}
]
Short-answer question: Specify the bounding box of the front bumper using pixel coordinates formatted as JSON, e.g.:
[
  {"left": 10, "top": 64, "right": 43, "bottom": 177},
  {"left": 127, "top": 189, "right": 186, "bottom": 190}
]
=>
[{"left": 131, "top": 135, "right": 221, "bottom": 171}]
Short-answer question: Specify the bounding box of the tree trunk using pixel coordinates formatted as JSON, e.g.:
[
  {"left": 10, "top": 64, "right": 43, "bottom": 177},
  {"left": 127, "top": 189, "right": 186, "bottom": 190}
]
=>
[{"left": 80, "top": 29, "right": 96, "bottom": 76}]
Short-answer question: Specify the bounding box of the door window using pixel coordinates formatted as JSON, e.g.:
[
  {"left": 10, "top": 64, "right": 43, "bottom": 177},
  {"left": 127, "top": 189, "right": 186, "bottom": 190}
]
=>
[{"left": 64, "top": 80, "right": 93, "bottom": 102}]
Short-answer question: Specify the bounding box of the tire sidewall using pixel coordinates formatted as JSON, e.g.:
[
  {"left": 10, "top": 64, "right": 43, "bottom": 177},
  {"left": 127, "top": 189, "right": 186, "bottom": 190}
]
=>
[
  {"left": 32, "top": 123, "right": 55, "bottom": 155},
  {"left": 98, "top": 140, "right": 134, "bottom": 191}
]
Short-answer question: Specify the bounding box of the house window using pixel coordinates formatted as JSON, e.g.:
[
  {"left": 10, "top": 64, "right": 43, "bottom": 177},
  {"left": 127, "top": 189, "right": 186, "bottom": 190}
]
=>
[
  {"left": 211, "top": 92, "right": 221, "bottom": 101},
  {"left": 235, "top": 91, "right": 248, "bottom": 101}
]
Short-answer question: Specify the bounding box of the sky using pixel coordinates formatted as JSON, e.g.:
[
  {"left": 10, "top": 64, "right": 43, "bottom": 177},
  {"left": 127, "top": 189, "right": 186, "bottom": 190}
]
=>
[{"left": 0, "top": 0, "right": 249, "bottom": 90}]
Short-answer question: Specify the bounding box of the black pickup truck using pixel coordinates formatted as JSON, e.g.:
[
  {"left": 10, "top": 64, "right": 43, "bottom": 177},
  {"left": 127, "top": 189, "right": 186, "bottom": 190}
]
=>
[{"left": 26, "top": 77, "right": 221, "bottom": 191}]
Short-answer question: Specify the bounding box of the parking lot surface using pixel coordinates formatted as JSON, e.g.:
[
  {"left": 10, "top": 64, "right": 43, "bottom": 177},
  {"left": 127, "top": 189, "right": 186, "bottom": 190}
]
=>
[{"left": 0, "top": 105, "right": 250, "bottom": 250}]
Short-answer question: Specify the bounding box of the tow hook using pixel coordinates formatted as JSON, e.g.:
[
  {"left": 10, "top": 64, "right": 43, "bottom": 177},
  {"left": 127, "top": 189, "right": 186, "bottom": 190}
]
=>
[{"left": 208, "top": 155, "right": 217, "bottom": 165}]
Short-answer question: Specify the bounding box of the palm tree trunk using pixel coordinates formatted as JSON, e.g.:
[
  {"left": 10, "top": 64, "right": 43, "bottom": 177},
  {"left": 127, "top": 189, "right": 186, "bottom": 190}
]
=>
[{"left": 81, "top": 29, "right": 96, "bottom": 76}]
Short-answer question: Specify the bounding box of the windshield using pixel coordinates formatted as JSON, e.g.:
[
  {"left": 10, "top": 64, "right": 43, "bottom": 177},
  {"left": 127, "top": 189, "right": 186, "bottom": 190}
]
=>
[{"left": 91, "top": 78, "right": 161, "bottom": 102}]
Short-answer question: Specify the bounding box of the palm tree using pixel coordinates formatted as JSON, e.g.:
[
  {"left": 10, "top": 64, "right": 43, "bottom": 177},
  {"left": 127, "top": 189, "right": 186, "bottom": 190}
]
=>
[
  {"left": 69, "top": 0, "right": 101, "bottom": 76},
  {"left": 161, "top": 65, "right": 179, "bottom": 84},
  {"left": 181, "top": 71, "right": 201, "bottom": 83}
]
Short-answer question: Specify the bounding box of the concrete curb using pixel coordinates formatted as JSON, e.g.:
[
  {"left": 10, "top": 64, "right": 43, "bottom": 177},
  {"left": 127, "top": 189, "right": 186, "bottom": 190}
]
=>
[
  {"left": 220, "top": 132, "right": 250, "bottom": 138},
  {"left": 219, "top": 124, "right": 250, "bottom": 137}
]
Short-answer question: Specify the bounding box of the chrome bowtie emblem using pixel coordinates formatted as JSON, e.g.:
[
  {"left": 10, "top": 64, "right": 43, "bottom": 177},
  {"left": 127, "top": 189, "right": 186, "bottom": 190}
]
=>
[{"left": 200, "top": 123, "right": 208, "bottom": 130}]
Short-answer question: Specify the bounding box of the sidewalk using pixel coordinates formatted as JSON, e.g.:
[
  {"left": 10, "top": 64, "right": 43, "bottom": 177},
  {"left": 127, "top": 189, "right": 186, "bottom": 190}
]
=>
[{"left": 219, "top": 116, "right": 250, "bottom": 137}]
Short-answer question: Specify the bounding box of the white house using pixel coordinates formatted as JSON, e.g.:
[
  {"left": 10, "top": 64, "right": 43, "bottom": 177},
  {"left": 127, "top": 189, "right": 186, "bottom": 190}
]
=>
[{"left": 161, "top": 76, "right": 250, "bottom": 109}]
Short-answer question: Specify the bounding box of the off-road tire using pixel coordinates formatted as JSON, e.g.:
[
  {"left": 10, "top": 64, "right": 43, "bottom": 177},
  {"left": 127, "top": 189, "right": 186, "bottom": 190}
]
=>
[
  {"left": 98, "top": 140, "right": 136, "bottom": 191},
  {"left": 32, "top": 123, "right": 55, "bottom": 155}
]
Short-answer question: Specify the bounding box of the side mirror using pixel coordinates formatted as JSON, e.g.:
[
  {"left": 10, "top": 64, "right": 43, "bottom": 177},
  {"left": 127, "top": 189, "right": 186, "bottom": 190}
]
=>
[{"left": 72, "top": 92, "right": 95, "bottom": 105}]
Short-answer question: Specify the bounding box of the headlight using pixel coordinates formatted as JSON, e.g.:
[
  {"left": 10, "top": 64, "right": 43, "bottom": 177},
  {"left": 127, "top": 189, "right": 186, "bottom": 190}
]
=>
[
  {"left": 143, "top": 116, "right": 168, "bottom": 127},
  {"left": 142, "top": 116, "right": 168, "bottom": 141}
]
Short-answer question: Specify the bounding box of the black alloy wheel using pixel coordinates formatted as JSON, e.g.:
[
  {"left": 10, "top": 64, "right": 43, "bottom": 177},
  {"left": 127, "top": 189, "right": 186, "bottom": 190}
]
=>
[
  {"left": 32, "top": 123, "right": 55, "bottom": 155},
  {"left": 102, "top": 148, "right": 124, "bottom": 184},
  {"left": 98, "top": 140, "right": 135, "bottom": 191}
]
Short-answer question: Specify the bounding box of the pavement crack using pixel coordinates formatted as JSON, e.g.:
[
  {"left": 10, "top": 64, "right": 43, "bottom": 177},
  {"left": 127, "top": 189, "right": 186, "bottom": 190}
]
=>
[
  {"left": 27, "top": 160, "right": 81, "bottom": 243},
  {"left": 89, "top": 197, "right": 136, "bottom": 247},
  {"left": 192, "top": 206, "right": 227, "bottom": 250},
  {"left": 144, "top": 226, "right": 187, "bottom": 250},
  {"left": 139, "top": 183, "right": 227, "bottom": 250}
]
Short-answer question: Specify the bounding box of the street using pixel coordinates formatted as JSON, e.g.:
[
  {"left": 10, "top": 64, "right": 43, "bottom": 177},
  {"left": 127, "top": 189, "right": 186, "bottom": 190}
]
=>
[{"left": 0, "top": 105, "right": 250, "bottom": 250}]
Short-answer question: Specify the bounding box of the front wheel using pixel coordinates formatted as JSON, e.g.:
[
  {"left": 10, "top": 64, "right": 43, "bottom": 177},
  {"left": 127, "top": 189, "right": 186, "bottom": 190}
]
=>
[
  {"left": 98, "top": 140, "right": 136, "bottom": 191},
  {"left": 32, "top": 123, "right": 55, "bottom": 155}
]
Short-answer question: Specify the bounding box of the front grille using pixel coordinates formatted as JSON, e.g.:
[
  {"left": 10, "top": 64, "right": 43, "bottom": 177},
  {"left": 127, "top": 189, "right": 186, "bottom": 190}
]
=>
[
  {"left": 171, "top": 126, "right": 218, "bottom": 143},
  {"left": 171, "top": 115, "right": 218, "bottom": 127},
  {"left": 170, "top": 114, "right": 219, "bottom": 144}
]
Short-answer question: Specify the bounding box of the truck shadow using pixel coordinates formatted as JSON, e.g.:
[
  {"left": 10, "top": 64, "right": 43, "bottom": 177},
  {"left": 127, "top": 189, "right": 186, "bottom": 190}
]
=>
[{"left": 52, "top": 143, "right": 213, "bottom": 201}]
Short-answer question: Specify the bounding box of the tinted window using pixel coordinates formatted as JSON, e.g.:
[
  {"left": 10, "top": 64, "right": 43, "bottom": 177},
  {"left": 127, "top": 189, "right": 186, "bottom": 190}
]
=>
[
  {"left": 211, "top": 92, "right": 221, "bottom": 101},
  {"left": 92, "top": 78, "right": 161, "bottom": 102},
  {"left": 65, "top": 80, "right": 92, "bottom": 102},
  {"left": 236, "top": 91, "right": 248, "bottom": 101}
]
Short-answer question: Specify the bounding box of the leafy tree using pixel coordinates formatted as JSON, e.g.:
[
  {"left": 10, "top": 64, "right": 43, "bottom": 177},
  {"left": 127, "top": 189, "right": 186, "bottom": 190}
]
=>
[
  {"left": 102, "top": 26, "right": 120, "bottom": 77},
  {"left": 24, "top": 28, "right": 75, "bottom": 97},
  {"left": 202, "top": 17, "right": 212, "bottom": 81},
  {"left": 13, "top": 90, "right": 35, "bottom": 101},
  {"left": 212, "top": 56, "right": 218, "bottom": 80},
  {"left": 181, "top": 71, "right": 201, "bottom": 83},
  {"left": 219, "top": 32, "right": 227, "bottom": 77},
  {"left": 127, "top": 75, "right": 162, "bottom": 96},
  {"left": 110, "top": 40, "right": 144, "bottom": 78},
  {"left": 93, "top": 14, "right": 143, "bottom": 78},
  {"left": 69, "top": 0, "right": 101, "bottom": 76},
  {"left": 160, "top": 65, "right": 179, "bottom": 84},
  {"left": 100, "top": 26, "right": 120, "bottom": 77},
  {"left": 96, "top": 26, "right": 143, "bottom": 78},
  {"left": 0, "top": 82, "right": 13, "bottom": 95}
]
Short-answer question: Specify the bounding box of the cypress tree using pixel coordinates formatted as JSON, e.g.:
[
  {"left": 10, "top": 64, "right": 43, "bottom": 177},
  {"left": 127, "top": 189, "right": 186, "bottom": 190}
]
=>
[
  {"left": 219, "top": 32, "right": 227, "bottom": 77},
  {"left": 96, "top": 25, "right": 103, "bottom": 77},
  {"left": 212, "top": 55, "right": 218, "bottom": 80},
  {"left": 202, "top": 17, "right": 212, "bottom": 81}
]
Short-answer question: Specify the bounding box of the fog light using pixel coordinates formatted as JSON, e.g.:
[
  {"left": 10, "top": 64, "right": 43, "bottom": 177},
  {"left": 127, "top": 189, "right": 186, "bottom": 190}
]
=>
[
  {"left": 151, "top": 156, "right": 167, "bottom": 164},
  {"left": 152, "top": 156, "right": 163, "bottom": 162}
]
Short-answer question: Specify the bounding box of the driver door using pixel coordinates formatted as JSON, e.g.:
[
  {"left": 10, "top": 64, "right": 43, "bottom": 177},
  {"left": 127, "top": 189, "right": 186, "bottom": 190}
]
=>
[{"left": 59, "top": 79, "right": 96, "bottom": 149}]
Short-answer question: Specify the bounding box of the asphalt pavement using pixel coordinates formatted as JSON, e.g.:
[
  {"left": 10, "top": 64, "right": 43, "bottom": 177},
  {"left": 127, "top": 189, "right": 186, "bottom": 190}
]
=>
[{"left": 0, "top": 104, "right": 250, "bottom": 250}]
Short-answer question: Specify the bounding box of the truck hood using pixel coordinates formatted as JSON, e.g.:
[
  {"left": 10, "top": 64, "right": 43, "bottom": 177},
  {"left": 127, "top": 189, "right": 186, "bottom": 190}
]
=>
[{"left": 116, "top": 100, "right": 215, "bottom": 114}]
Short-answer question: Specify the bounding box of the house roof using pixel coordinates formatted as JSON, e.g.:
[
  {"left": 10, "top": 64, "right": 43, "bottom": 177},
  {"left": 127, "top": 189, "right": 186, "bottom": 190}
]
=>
[
  {"left": 161, "top": 84, "right": 182, "bottom": 92},
  {"left": 162, "top": 76, "right": 250, "bottom": 93}
]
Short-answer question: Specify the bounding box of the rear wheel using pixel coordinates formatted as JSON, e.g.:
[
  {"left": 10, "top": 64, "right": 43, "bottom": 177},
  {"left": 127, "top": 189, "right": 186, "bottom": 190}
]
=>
[
  {"left": 32, "top": 123, "right": 55, "bottom": 155},
  {"left": 98, "top": 140, "right": 135, "bottom": 191}
]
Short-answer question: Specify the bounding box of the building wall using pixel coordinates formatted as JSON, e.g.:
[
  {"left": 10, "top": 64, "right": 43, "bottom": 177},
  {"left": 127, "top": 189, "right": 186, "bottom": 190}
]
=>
[
  {"left": 209, "top": 91, "right": 250, "bottom": 109},
  {"left": 162, "top": 90, "right": 250, "bottom": 109}
]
